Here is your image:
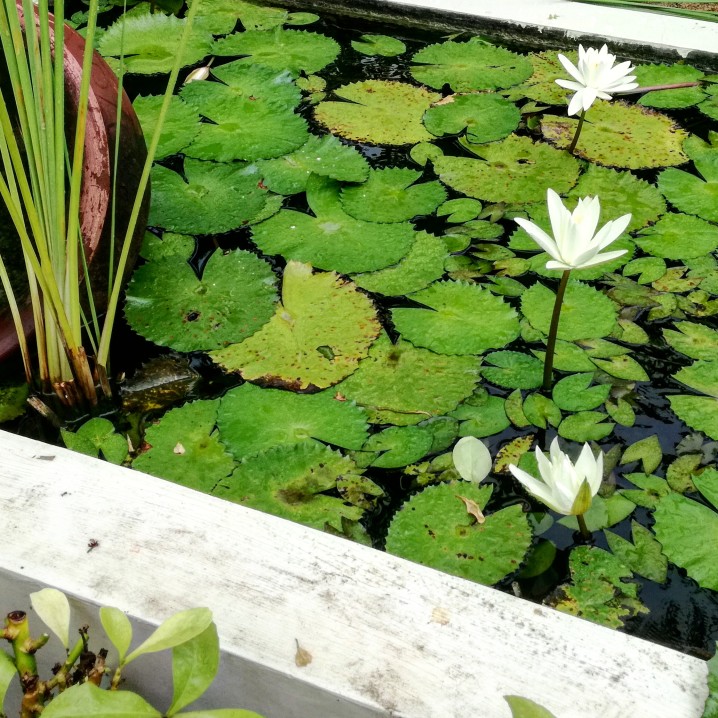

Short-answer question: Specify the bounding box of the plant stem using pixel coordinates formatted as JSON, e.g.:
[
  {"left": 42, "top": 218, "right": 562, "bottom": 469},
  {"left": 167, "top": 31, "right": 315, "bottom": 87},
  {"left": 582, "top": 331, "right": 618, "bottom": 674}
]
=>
[
  {"left": 619, "top": 81, "right": 701, "bottom": 95},
  {"left": 568, "top": 109, "right": 585, "bottom": 154},
  {"left": 542, "top": 270, "right": 571, "bottom": 392},
  {"left": 577, "top": 513, "right": 591, "bottom": 539}
]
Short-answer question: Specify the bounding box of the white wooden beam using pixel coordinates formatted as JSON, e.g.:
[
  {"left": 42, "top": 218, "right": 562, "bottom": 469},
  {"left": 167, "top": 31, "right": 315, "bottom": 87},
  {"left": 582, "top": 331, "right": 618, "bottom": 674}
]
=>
[{"left": 0, "top": 431, "right": 708, "bottom": 717}]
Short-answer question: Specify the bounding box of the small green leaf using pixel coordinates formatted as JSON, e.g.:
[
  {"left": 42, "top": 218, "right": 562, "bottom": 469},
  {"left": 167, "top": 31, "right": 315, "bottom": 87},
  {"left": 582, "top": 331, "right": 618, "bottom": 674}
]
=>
[
  {"left": 621, "top": 435, "right": 663, "bottom": 474},
  {"left": 620, "top": 473, "right": 671, "bottom": 510},
  {"left": 453, "top": 394, "right": 510, "bottom": 438},
  {"left": 41, "top": 683, "right": 161, "bottom": 718},
  {"left": 125, "top": 608, "right": 213, "bottom": 664},
  {"left": 666, "top": 454, "right": 701, "bottom": 494},
  {"left": 669, "top": 395, "right": 718, "bottom": 441},
  {"left": 482, "top": 351, "right": 543, "bottom": 390},
  {"left": 504, "top": 695, "right": 558, "bottom": 718},
  {"left": 0, "top": 650, "right": 15, "bottom": 715},
  {"left": 663, "top": 322, "right": 718, "bottom": 360},
  {"left": 552, "top": 373, "right": 610, "bottom": 412},
  {"left": 635, "top": 214, "right": 718, "bottom": 259},
  {"left": 30, "top": 589, "right": 71, "bottom": 650},
  {"left": 364, "top": 426, "right": 434, "bottom": 469},
  {"left": 168, "top": 623, "right": 219, "bottom": 715},
  {"left": 591, "top": 354, "right": 649, "bottom": 382},
  {"left": 100, "top": 607, "right": 133, "bottom": 663},
  {"left": 695, "top": 468, "right": 718, "bottom": 511},
  {"left": 560, "top": 494, "right": 635, "bottom": 532},
  {"left": 605, "top": 399, "right": 636, "bottom": 427},
  {"left": 604, "top": 521, "right": 667, "bottom": 584},
  {"left": 522, "top": 393, "right": 562, "bottom": 429},
  {"left": 351, "top": 34, "right": 405, "bottom": 56},
  {"left": 558, "top": 412, "right": 614, "bottom": 442},
  {"left": 437, "top": 198, "right": 482, "bottom": 223},
  {"left": 517, "top": 539, "right": 557, "bottom": 580}
]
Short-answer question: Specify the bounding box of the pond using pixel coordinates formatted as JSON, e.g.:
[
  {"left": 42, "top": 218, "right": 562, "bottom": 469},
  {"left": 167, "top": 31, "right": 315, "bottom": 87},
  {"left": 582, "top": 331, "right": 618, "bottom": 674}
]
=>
[{"left": 5, "top": 0, "right": 718, "bottom": 665}]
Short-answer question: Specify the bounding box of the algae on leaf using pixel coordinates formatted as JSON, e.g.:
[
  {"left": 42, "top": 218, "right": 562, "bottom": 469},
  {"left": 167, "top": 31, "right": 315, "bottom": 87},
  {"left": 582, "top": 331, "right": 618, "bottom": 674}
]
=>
[{"left": 210, "top": 262, "right": 380, "bottom": 390}]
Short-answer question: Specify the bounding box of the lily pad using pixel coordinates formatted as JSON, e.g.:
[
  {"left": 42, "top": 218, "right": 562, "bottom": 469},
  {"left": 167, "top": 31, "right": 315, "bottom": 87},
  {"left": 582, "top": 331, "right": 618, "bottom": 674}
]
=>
[
  {"left": 451, "top": 393, "right": 510, "bottom": 438},
  {"left": 669, "top": 395, "right": 718, "bottom": 440},
  {"left": 210, "top": 261, "right": 380, "bottom": 390},
  {"left": 125, "top": 249, "right": 278, "bottom": 352},
  {"left": 341, "top": 168, "right": 446, "bottom": 223},
  {"left": 423, "top": 93, "right": 520, "bottom": 144},
  {"left": 634, "top": 63, "right": 706, "bottom": 109},
  {"left": 133, "top": 399, "right": 234, "bottom": 491},
  {"left": 411, "top": 38, "right": 533, "bottom": 92},
  {"left": 257, "top": 134, "right": 369, "bottom": 195},
  {"left": 391, "top": 281, "right": 519, "bottom": 355},
  {"left": 502, "top": 50, "right": 575, "bottom": 105},
  {"left": 251, "top": 176, "right": 415, "bottom": 273},
  {"left": 558, "top": 411, "right": 615, "bottom": 442},
  {"left": 132, "top": 95, "right": 199, "bottom": 160},
  {"left": 663, "top": 321, "right": 718, "bottom": 360},
  {"left": 98, "top": 12, "right": 213, "bottom": 74},
  {"left": 481, "top": 351, "right": 543, "bottom": 390},
  {"left": 552, "top": 373, "right": 610, "bottom": 412},
  {"left": 61, "top": 418, "right": 128, "bottom": 466},
  {"left": 521, "top": 281, "right": 618, "bottom": 341},
  {"left": 658, "top": 160, "right": 718, "bottom": 225},
  {"left": 314, "top": 80, "right": 440, "bottom": 145},
  {"left": 363, "top": 425, "right": 434, "bottom": 468},
  {"left": 214, "top": 442, "right": 372, "bottom": 531},
  {"left": 654, "top": 492, "right": 718, "bottom": 591},
  {"left": 433, "top": 136, "right": 580, "bottom": 204},
  {"left": 437, "top": 198, "right": 482, "bottom": 223},
  {"left": 522, "top": 393, "right": 562, "bottom": 429},
  {"left": 386, "top": 482, "right": 532, "bottom": 584},
  {"left": 335, "top": 333, "right": 480, "bottom": 426},
  {"left": 149, "top": 160, "right": 269, "bottom": 233},
  {"left": 351, "top": 34, "right": 406, "bottom": 57},
  {"left": 0, "top": 382, "right": 28, "bottom": 423},
  {"left": 635, "top": 214, "right": 718, "bottom": 260},
  {"left": 217, "top": 382, "right": 368, "bottom": 460},
  {"left": 213, "top": 28, "right": 340, "bottom": 75},
  {"left": 591, "top": 354, "right": 649, "bottom": 382},
  {"left": 541, "top": 100, "right": 688, "bottom": 169},
  {"left": 621, "top": 434, "right": 663, "bottom": 474},
  {"left": 351, "top": 230, "right": 448, "bottom": 296}
]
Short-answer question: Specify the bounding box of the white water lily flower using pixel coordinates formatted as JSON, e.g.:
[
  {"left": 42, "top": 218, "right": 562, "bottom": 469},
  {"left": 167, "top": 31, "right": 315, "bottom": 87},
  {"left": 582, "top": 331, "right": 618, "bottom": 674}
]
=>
[
  {"left": 514, "top": 189, "right": 630, "bottom": 271},
  {"left": 556, "top": 44, "right": 638, "bottom": 116},
  {"left": 508, "top": 438, "right": 603, "bottom": 516}
]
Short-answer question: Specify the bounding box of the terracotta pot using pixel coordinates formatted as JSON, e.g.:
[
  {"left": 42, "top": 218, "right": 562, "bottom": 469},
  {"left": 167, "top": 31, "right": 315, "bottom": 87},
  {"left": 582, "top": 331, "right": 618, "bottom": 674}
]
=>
[{"left": 0, "top": 5, "right": 148, "bottom": 362}]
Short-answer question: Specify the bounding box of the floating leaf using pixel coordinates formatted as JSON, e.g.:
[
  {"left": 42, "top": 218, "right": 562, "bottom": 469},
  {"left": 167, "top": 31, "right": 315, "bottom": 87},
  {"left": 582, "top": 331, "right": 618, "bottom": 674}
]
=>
[
  {"left": 0, "top": 382, "right": 28, "bottom": 422},
  {"left": 411, "top": 38, "right": 532, "bottom": 92},
  {"left": 670, "top": 395, "right": 718, "bottom": 440},
  {"left": 190, "top": 0, "right": 296, "bottom": 33},
  {"left": 558, "top": 412, "right": 615, "bottom": 442},
  {"left": 364, "top": 426, "right": 434, "bottom": 469},
  {"left": 214, "top": 443, "right": 374, "bottom": 531},
  {"left": 674, "top": 360, "right": 718, "bottom": 397},
  {"left": 502, "top": 50, "right": 575, "bottom": 104},
  {"left": 133, "top": 400, "right": 235, "bottom": 491},
  {"left": 559, "top": 494, "right": 635, "bottom": 532},
  {"left": 521, "top": 281, "right": 617, "bottom": 341},
  {"left": 257, "top": 134, "right": 369, "bottom": 195},
  {"left": 437, "top": 198, "right": 482, "bottom": 223},
  {"left": 658, "top": 158, "right": 718, "bottom": 225},
  {"left": 695, "top": 467, "right": 718, "bottom": 511},
  {"left": 423, "top": 93, "right": 520, "bottom": 144},
  {"left": 605, "top": 522, "right": 667, "bottom": 584},
  {"left": 541, "top": 101, "right": 688, "bottom": 169},
  {"left": 336, "top": 333, "right": 480, "bottom": 426},
  {"left": 315, "top": 80, "right": 440, "bottom": 145},
  {"left": 392, "top": 281, "right": 519, "bottom": 355},
  {"left": 99, "top": 13, "right": 212, "bottom": 74},
  {"left": 125, "top": 249, "right": 278, "bottom": 352},
  {"left": 523, "top": 393, "right": 562, "bottom": 429},
  {"left": 386, "top": 482, "right": 532, "bottom": 584},
  {"left": 61, "top": 418, "right": 127, "bottom": 465},
  {"left": 210, "top": 262, "right": 380, "bottom": 390},
  {"left": 351, "top": 230, "right": 447, "bottom": 296},
  {"left": 213, "top": 28, "right": 340, "bottom": 75},
  {"left": 481, "top": 351, "right": 543, "bottom": 390},
  {"left": 634, "top": 63, "right": 706, "bottom": 109},
  {"left": 531, "top": 340, "right": 596, "bottom": 373},
  {"left": 635, "top": 214, "right": 718, "bottom": 260},
  {"left": 410, "top": 141, "right": 445, "bottom": 166},
  {"left": 133, "top": 95, "right": 199, "bottom": 160},
  {"left": 251, "top": 176, "right": 414, "bottom": 273},
  {"left": 663, "top": 322, "right": 718, "bottom": 360},
  {"left": 623, "top": 257, "right": 667, "bottom": 284},
  {"left": 351, "top": 34, "right": 406, "bottom": 57},
  {"left": 433, "top": 136, "right": 580, "bottom": 204},
  {"left": 341, "top": 168, "right": 446, "bottom": 223},
  {"left": 666, "top": 453, "right": 700, "bottom": 493},
  {"left": 149, "top": 160, "right": 269, "bottom": 233},
  {"left": 621, "top": 434, "right": 663, "bottom": 474},
  {"left": 548, "top": 546, "right": 647, "bottom": 629},
  {"left": 605, "top": 398, "right": 636, "bottom": 427},
  {"left": 620, "top": 472, "right": 671, "bottom": 510},
  {"left": 139, "top": 232, "right": 194, "bottom": 262},
  {"left": 654, "top": 492, "right": 718, "bottom": 590},
  {"left": 552, "top": 373, "right": 610, "bottom": 412},
  {"left": 451, "top": 393, "right": 510, "bottom": 438},
  {"left": 217, "top": 382, "right": 368, "bottom": 460},
  {"left": 591, "top": 354, "right": 649, "bottom": 382}
]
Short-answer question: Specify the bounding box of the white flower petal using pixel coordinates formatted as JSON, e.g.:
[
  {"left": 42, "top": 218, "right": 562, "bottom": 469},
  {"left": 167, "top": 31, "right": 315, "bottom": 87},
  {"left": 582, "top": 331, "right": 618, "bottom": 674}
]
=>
[
  {"left": 514, "top": 218, "right": 560, "bottom": 260},
  {"left": 453, "top": 436, "right": 492, "bottom": 484},
  {"left": 566, "top": 91, "right": 584, "bottom": 116},
  {"left": 557, "top": 53, "right": 585, "bottom": 85},
  {"left": 555, "top": 78, "right": 585, "bottom": 92},
  {"left": 508, "top": 465, "right": 566, "bottom": 514}
]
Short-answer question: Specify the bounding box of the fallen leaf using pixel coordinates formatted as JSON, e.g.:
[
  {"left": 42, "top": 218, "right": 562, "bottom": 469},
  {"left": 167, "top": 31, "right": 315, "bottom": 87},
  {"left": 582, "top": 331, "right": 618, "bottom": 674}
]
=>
[{"left": 456, "top": 494, "right": 485, "bottom": 524}]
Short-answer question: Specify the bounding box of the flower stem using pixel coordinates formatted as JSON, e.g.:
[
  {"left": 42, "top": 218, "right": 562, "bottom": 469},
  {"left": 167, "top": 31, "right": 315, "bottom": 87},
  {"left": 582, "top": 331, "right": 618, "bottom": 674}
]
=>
[
  {"left": 577, "top": 513, "right": 591, "bottom": 540},
  {"left": 568, "top": 109, "right": 586, "bottom": 154},
  {"left": 542, "top": 270, "right": 571, "bottom": 392}
]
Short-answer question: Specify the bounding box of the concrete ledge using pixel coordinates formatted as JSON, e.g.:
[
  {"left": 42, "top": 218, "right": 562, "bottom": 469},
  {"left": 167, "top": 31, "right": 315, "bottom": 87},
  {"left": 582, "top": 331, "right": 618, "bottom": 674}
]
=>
[{"left": 0, "top": 430, "right": 707, "bottom": 717}]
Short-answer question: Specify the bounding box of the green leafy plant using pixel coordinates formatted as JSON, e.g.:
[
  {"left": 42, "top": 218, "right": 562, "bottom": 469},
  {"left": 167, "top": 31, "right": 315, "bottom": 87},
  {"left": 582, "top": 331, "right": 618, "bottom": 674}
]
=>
[{"left": 0, "top": 588, "right": 262, "bottom": 717}]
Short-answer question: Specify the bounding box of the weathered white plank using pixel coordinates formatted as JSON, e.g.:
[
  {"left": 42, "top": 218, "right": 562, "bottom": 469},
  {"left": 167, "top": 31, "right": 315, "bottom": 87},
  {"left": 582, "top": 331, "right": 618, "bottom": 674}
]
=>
[{"left": 0, "top": 431, "right": 707, "bottom": 717}]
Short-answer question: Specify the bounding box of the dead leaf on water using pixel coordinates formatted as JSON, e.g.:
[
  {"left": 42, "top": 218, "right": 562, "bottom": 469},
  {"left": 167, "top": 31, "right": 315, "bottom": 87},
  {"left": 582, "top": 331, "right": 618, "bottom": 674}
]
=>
[{"left": 456, "top": 494, "right": 485, "bottom": 523}]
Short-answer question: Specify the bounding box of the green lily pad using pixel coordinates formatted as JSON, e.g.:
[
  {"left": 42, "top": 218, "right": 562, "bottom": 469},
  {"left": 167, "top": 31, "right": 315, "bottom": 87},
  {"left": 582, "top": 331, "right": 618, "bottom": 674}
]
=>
[
  {"left": 670, "top": 395, "right": 718, "bottom": 440},
  {"left": 521, "top": 281, "right": 618, "bottom": 341},
  {"left": 210, "top": 261, "right": 380, "bottom": 390},
  {"left": 451, "top": 393, "right": 510, "bottom": 438},
  {"left": 213, "top": 28, "right": 340, "bottom": 74},
  {"left": 635, "top": 214, "right": 718, "bottom": 260},
  {"left": 663, "top": 321, "right": 718, "bottom": 360},
  {"left": 351, "top": 34, "right": 406, "bottom": 57},
  {"left": 531, "top": 340, "right": 596, "bottom": 373},
  {"left": 335, "top": 333, "right": 480, "bottom": 426},
  {"left": 559, "top": 494, "right": 635, "bottom": 532},
  {"left": 213, "top": 442, "right": 372, "bottom": 532},
  {"left": 658, "top": 160, "right": 718, "bottom": 225},
  {"left": 363, "top": 425, "right": 434, "bottom": 468},
  {"left": 695, "top": 468, "right": 718, "bottom": 513},
  {"left": 606, "top": 398, "right": 636, "bottom": 427},
  {"left": 191, "top": 0, "right": 312, "bottom": 34},
  {"left": 548, "top": 546, "right": 647, "bottom": 629},
  {"left": 666, "top": 453, "right": 700, "bottom": 494},
  {"left": 423, "top": 93, "right": 520, "bottom": 144},
  {"left": 522, "top": 393, "right": 562, "bottom": 429},
  {"left": 502, "top": 50, "right": 575, "bottom": 105},
  {"left": 623, "top": 257, "right": 667, "bottom": 284},
  {"left": 125, "top": 249, "right": 278, "bottom": 352},
  {"left": 558, "top": 411, "right": 615, "bottom": 442},
  {"left": 481, "top": 351, "right": 543, "bottom": 390},
  {"left": 567, "top": 165, "right": 666, "bottom": 232},
  {"left": 411, "top": 38, "right": 533, "bottom": 92},
  {"left": 139, "top": 232, "right": 194, "bottom": 262},
  {"left": 341, "top": 168, "right": 446, "bottom": 223},
  {"left": 98, "top": 12, "right": 213, "bottom": 74},
  {"left": 591, "top": 354, "right": 649, "bottom": 382},
  {"left": 386, "top": 482, "right": 532, "bottom": 584},
  {"left": 251, "top": 176, "right": 415, "bottom": 273},
  {"left": 433, "top": 135, "right": 580, "bottom": 204},
  {"left": 674, "top": 360, "right": 718, "bottom": 396},
  {"left": 437, "top": 198, "right": 482, "bottom": 223},
  {"left": 654, "top": 492, "right": 718, "bottom": 591},
  {"left": 351, "top": 230, "right": 448, "bottom": 296},
  {"left": 132, "top": 95, "right": 199, "bottom": 160},
  {"left": 315, "top": 80, "right": 440, "bottom": 145},
  {"left": 256, "top": 134, "right": 369, "bottom": 195},
  {"left": 410, "top": 141, "right": 445, "bottom": 166},
  {"left": 61, "top": 418, "right": 128, "bottom": 466},
  {"left": 552, "top": 373, "right": 610, "bottom": 412},
  {"left": 133, "top": 399, "right": 235, "bottom": 491},
  {"left": 621, "top": 434, "right": 663, "bottom": 474},
  {"left": 541, "top": 100, "right": 688, "bottom": 169},
  {"left": 620, "top": 473, "right": 671, "bottom": 510},
  {"left": 217, "top": 382, "right": 368, "bottom": 460},
  {"left": 149, "top": 159, "right": 269, "bottom": 233},
  {"left": 634, "top": 63, "right": 705, "bottom": 109},
  {"left": 391, "top": 281, "right": 519, "bottom": 355}
]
